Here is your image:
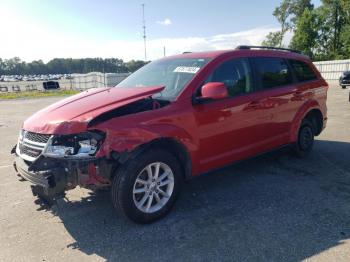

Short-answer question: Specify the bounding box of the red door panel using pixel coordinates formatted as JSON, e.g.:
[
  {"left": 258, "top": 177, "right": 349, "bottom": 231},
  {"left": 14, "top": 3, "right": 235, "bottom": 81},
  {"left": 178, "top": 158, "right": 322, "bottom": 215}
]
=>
[{"left": 193, "top": 93, "right": 272, "bottom": 173}]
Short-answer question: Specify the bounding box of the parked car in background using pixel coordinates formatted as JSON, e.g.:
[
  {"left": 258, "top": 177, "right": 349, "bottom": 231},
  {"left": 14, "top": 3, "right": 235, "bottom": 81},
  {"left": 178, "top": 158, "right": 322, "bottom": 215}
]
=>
[
  {"left": 3, "top": 76, "right": 17, "bottom": 82},
  {"left": 339, "top": 71, "right": 350, "bottom": 89},
  {"left": 12, "top": 46, "right": 328, "bottom": 224},
  {"left": 63, "top": 74, "right": 73, "bottom": 79},
  {"left": 43, "top": 81, "right": 60, "bottom": 90},
  {"left": 0, "top": 74, "right": 65, "bottom": 82}
]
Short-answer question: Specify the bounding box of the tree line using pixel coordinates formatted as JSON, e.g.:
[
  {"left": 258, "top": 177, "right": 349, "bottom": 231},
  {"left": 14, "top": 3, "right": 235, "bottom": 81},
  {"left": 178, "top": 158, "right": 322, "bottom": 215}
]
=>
[
  {"left": 0, "top": 57, "right": 147, "bottom": 75},
  {"left": 262, "top": 0, "right": 350, "bottom": 61}
]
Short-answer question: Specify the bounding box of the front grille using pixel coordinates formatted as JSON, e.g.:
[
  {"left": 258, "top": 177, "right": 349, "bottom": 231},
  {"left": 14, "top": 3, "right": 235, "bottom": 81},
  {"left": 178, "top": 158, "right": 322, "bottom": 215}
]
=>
[
  {"left": 25, "top": 131, "right": 51, "bottom": 143},
  {"left": 19, "top": 143, "right": 42, "bottom": 158},
  {"left": 17, "top": 130, "right": 51, "bottom": 161}
]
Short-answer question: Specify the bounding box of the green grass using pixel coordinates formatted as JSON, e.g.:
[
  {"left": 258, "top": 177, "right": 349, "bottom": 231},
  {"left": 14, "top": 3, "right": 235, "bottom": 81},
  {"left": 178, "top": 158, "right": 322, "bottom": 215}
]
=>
[{"left": 0, "top": 89, "right": 80, "bottom": 100}]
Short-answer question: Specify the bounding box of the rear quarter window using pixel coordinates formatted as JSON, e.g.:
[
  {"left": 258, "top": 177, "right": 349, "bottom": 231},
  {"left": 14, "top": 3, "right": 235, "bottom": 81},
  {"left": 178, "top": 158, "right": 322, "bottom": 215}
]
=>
[
  {"left": 253, "top": 57, "right": 293, "bottom": 89},
  {"left": 289, "top": 59, "right": 318, "bottom": 82}
]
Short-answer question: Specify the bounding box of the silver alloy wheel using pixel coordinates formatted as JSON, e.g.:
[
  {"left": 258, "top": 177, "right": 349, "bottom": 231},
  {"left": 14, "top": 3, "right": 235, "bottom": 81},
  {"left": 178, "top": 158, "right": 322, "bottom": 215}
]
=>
[{"left": 133, "top": 162, "right": 174, "bottom": 213}]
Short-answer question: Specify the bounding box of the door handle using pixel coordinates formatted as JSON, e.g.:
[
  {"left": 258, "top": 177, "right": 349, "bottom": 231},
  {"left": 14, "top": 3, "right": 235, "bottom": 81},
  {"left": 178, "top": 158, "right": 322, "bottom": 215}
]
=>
[
  {"left": 246, "top": 101, "right": 260, "bottom": 109},
  {"left": 294, "top": 90, "right": 303, "bottom": 95},
  {"left": 294, "top": 91, "right": 303, "bottom": 99}
]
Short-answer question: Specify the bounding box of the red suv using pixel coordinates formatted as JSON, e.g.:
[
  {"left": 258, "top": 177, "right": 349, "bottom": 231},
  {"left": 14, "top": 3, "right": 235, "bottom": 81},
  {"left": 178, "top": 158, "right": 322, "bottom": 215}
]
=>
[{"left": 12, "top": 46, "right": 328, "bottom": 223}]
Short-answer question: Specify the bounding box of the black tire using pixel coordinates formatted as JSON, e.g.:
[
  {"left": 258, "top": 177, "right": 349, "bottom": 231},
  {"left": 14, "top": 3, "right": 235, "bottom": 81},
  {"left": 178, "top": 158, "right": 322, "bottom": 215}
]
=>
[
  {"left": 342, "top": 85, "right": 346, "bottom": 89},
  {"left": 111, "top": 148, "right": 183, "bottom": 224},
  {"left": 293, "top": 119, "right": 315, "bottom": 158}
]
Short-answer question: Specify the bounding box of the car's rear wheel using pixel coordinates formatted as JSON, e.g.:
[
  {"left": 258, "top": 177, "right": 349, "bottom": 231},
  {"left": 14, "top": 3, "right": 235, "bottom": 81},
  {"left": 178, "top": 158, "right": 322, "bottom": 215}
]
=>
[
  {"left": 111, "top": 149, "right": 182, "bottom": 223},
  {"left": 293, "top": 119, "right": 315, "bottom": 158}
]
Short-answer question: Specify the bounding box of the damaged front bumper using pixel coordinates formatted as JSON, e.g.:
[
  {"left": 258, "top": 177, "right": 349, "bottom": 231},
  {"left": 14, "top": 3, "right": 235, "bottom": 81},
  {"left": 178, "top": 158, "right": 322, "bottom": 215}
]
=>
[
  {"left": 13, "top": 153, "right": 111, "bottom": 207},
  {"left": 12, "top": 129, "right": 112, "bottom": 206}
]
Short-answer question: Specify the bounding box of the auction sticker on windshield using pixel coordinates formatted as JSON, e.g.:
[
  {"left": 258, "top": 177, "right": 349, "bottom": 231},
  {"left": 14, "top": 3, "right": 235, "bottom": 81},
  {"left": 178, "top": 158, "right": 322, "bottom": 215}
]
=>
[{"left": 174, "top": 66, "right": 200, "bottom": 74}]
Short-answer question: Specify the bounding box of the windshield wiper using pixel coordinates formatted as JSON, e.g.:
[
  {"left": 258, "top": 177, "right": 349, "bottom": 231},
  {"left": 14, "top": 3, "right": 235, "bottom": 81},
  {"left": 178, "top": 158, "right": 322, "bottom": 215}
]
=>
[{"left": 151, "top": 93, "right": 170, "bottom": 102}]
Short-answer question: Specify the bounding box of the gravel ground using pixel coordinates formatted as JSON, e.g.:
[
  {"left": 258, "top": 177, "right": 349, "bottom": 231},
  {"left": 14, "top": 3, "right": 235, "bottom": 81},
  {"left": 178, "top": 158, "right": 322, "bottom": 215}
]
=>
[{"left": 0, "top": 84, "right": 349, "bottom": 262}]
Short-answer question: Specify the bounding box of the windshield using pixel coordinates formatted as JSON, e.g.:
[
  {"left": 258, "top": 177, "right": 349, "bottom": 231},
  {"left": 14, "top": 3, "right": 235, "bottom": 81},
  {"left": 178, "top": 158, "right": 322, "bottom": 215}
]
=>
[{"left": 116, "top": 57, "right": 210, "bottom": 100}]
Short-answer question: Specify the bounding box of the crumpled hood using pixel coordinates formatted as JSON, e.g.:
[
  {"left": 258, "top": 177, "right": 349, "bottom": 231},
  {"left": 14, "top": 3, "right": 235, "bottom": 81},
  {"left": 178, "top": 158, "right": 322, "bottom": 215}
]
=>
[{"left": 23, "top": 86, "right": 165, "bottom": 135}]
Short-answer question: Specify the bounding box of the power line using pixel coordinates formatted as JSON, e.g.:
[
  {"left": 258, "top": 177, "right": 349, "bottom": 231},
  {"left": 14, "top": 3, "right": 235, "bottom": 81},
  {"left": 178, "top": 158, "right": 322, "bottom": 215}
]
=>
[{"left": 142, "top": 4, "right": 147, "bottom": 61}]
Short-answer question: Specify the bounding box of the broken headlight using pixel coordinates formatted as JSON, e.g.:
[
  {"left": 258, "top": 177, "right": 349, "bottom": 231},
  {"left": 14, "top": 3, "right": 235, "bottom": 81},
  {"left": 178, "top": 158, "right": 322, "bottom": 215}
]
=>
[{"left": 43, "top": 131, "right": 104, "bottom": 158}]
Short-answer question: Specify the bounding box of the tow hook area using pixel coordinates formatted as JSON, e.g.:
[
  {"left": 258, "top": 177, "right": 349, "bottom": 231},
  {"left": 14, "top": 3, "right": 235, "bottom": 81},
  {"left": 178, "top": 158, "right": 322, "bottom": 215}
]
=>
[
  {"left": 14, "top": 156, "right": 72, "bottom": 208},
  {"left": 78, "top": 163, "right": 111, "bottom": 190},
  {"left": 13, "top": 154, "right": 113, "bottom": 209}
]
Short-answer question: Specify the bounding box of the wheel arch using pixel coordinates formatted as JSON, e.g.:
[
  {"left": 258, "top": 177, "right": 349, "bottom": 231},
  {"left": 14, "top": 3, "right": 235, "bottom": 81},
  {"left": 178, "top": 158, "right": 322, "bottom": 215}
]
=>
[
  {"left": 290, "top": 101, "right": 324, "bottom": 141},
  {"left": 304, "top": 108, "right": 324, "bottom": 136},
  {"left": 112, "top": 137, "right": 193, "bottom": 180}
]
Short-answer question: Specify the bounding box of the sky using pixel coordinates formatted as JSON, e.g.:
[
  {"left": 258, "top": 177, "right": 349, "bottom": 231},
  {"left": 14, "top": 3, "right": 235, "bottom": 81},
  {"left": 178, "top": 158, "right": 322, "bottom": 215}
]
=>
[{"left": 0, "top": 0, "right": 321, "bottom": 62}]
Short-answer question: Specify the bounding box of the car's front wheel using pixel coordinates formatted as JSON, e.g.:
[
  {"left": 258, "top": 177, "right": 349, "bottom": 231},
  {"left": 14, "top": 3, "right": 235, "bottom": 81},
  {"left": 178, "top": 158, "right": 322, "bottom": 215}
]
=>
[{"left": 111, "top": 149, "right": 182, "bottom": 223}]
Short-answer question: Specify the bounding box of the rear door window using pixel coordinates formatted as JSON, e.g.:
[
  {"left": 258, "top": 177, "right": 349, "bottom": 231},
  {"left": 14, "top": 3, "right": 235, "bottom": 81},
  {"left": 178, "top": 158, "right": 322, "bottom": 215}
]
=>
[
  {"left": 253, "top": 57, "right": 293, "bottom": 89},
  {"left": 289, "top": 59, "right": 318, "bottom": 82}
]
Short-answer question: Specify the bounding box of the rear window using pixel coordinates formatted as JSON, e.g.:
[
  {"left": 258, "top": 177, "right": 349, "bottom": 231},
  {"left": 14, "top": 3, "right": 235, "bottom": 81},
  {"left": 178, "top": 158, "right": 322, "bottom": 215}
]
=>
[
  {"left": 253, "top": 57, "right": 293, "bottom": 89},
  {"left": 289, "top": 59, "right": 317, "bottom": 82}
]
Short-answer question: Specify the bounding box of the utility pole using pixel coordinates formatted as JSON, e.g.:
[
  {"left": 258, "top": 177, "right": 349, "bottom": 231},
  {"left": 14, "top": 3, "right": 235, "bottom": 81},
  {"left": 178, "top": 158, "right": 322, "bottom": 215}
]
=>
[
  {"left": 163, "top": 46, "right": 166, "bottom": 57},
  {"left": 142, "top": 4, "right": 147, "bottom": 61}
]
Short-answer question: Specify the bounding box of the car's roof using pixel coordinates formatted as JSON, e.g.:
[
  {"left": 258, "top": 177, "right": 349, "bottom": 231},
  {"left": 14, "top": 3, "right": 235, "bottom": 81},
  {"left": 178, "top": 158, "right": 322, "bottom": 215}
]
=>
[{"left": 166, "top": 49, "right": 310, "bottom": 61}]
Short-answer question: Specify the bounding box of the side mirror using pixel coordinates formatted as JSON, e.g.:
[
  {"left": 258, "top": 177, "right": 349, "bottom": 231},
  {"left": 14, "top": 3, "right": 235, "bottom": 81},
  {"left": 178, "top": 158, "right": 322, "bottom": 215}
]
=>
[{"left": 196, "top": 82, "right": 228, "bottom": 103}]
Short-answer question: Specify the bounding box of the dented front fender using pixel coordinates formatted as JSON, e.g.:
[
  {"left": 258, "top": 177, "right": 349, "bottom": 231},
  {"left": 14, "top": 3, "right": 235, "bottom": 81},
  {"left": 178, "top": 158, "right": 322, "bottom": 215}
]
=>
[{"left": 94, "top": 123, "right": 197, "bottom": 159}]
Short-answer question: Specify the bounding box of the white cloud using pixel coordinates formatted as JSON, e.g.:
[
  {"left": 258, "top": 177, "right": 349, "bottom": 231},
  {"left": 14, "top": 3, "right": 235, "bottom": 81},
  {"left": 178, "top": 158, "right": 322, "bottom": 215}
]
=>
[
  {"left": 156, "top": 18, "right": 172, "bottom": 26},
  {"left": 137, "top": 27, "right": 282, "bottom": 60},
  {"left": 0, "top": 11, "right": 282, "bottom": 63}
]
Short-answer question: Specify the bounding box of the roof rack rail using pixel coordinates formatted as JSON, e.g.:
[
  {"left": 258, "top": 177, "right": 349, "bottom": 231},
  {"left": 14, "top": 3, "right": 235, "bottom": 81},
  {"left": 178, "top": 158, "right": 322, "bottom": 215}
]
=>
[{"left": 235, "top": 45, "right": 301, "bottom": 54}]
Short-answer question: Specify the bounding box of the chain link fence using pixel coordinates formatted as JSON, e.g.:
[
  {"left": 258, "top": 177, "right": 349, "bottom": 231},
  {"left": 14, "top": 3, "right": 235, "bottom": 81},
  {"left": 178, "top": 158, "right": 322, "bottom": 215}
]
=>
[
  {"left": 0, "top": 72, "right": 130, "bottom": 93},
  {"left": 313, "top": 59, "right": 350, "bottom": 81}
]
